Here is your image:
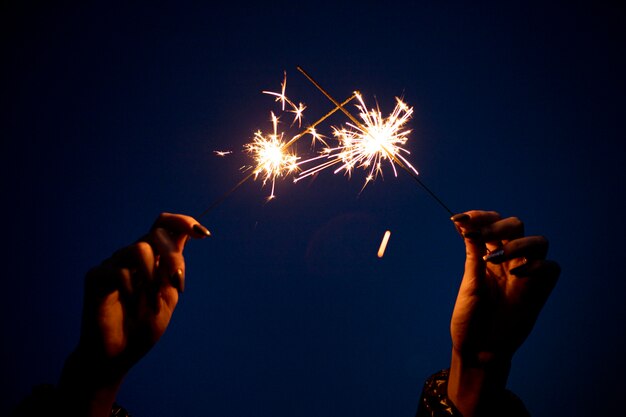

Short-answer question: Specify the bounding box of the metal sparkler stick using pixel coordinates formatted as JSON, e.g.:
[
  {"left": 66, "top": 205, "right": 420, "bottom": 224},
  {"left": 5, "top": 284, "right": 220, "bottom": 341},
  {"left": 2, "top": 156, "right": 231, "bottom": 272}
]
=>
[{"left": 296, "top": 66, "right": 454, "bottom": 216}]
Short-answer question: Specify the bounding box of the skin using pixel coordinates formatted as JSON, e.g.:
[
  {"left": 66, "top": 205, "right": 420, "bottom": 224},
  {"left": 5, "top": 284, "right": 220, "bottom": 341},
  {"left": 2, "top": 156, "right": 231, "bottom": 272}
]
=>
[
  {"left": 448, "top": 210, "right": 560, "bottom": 417},
  {"left": 57, "top": 213, "right": 210, "bottom": 417}
]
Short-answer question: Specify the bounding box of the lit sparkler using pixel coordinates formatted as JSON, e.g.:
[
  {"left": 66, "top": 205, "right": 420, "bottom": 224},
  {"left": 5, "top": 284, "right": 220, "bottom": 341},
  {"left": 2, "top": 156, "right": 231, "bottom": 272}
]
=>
[
  {"left": 198, "top": 74, "right": 357, "bottom": 217},
  {"left": 199, "top": 68, "right": 453, "bottom": 219},
  {"left": 244, "top": 112, "right": 300, "bottom": 200},
  {"left": 295, "top": 66, "right": 454, "bottom": 215},
  {"left": 296, "top": 92, "right": 418, "bottom": 192}
]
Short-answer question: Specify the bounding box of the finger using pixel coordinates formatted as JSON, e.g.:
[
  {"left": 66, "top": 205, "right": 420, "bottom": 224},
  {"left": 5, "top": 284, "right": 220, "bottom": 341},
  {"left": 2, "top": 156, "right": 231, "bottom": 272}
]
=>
[
  {"left": 108, "top": 242, "right": 157, "bottom": 292},
  {"left": 451, "top": 210, "right": 501, "bottom": 226},
  {"left": 86, "top": 242, "right": 156, "bottom": 296},
  {"left": 511, "top": 258, "right": 560, "bottom": 279},
  {"left": 451, "top": 210, "right": 502, "bottom": 240},
  {"left": 151, "top": 212, "right": 211, "bottom": 239},
  {"left": 484, "top": 236, "right": 549, "bottom": 264},
  {"left": 84, "top": 264, "right": 127, "bottom": 299},
  {"left": 479, "top": 216, "right": 525, "bottom": 254},
  {"left": 511, "top": 260, "right": 560, "bottom": 308},
  {"left": 454, "top": 211, "right": 502, "bottom": 263},
  {"left": 481, "top": 216, "right": 525, "bottom": 243},
  {"left": 150, "top": 227, "right": 186, "bottom": 294}
]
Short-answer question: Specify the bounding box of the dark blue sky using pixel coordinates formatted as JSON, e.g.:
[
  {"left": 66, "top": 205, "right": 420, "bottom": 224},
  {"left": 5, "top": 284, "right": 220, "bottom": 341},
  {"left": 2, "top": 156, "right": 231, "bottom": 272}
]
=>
[{"left": 2, "top": 2, "right": 625, "bottom": 416}]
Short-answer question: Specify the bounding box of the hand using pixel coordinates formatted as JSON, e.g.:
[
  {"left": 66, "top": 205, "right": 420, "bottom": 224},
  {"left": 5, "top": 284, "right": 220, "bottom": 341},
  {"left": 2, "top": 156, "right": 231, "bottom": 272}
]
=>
[
  {"left": 59, "top": 213, "right": 210, "bottom": 417},
  {"left": 447, "top": 210, "right": 560, "bottom": 416}
]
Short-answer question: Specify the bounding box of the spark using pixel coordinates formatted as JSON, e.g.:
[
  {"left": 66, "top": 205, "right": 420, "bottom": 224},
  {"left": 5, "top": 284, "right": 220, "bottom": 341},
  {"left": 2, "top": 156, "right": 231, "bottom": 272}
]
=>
[
  {"left": 306, "top": 127, "right": 328, "bottom": 147},
  {"left": 262, "top": 71, "right": 290, "bottom": 111},
  {"left": 289, "top": 102, "right": 307, "bottom": 127},
  {"left": 296, "top": 92, "right": 418, "bottom": 190},
  {"left": 377, "top": 230, "right": 392, "bottom": 258},
  {"left": 214, "top": 150, "right": 233, "bottom": 157},
  {"left": 244, "top": 112, "right": 299, "bottom": 200},
  {"left": 263, "top": 72, "right": 308, "bottom": 128}
]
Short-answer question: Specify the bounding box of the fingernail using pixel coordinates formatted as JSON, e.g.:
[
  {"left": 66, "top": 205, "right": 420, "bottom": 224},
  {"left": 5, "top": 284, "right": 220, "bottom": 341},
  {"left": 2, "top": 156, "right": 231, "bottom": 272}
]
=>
[
  {"left": 450, "top": 213, "right": 470, "bottom": 222},
  {"left": 483, "top": 249, "right": 506, "bottom": 264},
  {"left": 193, "top": 224, "right": 211, "bottom": 237},
  {"left": 462, "top": 230, "right": 482, "bottom": 240},
  {"left": 171, "top": 268, "right": 184, "bottom": 293}
]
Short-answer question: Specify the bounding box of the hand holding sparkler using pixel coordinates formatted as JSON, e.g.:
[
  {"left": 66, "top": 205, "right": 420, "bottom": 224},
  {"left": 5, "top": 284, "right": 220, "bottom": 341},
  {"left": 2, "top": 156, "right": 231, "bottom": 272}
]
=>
[
  {"left": 432, "top": 210, "right": 561, "bottom": 417},
  {"left": 57, "top": 213, "right": 210, "bottom": 417}
]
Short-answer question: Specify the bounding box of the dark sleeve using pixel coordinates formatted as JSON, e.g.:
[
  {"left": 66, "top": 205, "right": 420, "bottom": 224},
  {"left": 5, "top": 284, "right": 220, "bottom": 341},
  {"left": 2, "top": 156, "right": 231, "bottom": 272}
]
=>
[
  {"left": 10, "top": 384, "right": 131, "bottom": 417},
  {"left": 416, "top": 369, "right": 530, "bottom": 417}
]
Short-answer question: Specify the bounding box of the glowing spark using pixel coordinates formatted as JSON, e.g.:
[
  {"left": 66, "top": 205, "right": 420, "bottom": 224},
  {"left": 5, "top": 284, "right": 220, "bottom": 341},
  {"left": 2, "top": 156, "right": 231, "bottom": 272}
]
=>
[
  {"left": 263, "top": 71, "right": 290, "bottom": 111},
  {"left": 306, "top": 127, "right": 328, "bottom": 147},
  {"left": 263, "top": 73, "right": 308, "bottom": 128},
  {"left": 289, "top": 102, "right": 306, "bottom": 127},
  {"left": 244, "top": 112, "right": 299, "bottom": 200},
  {"left": 296, "top": 93, "right": 418, "bottom": 189},
  {"left": 377, "top": 230, "right": 392, "bottom": 258},
  {"left": 214, "top": 150, "right": 233, "bottom": 157}
]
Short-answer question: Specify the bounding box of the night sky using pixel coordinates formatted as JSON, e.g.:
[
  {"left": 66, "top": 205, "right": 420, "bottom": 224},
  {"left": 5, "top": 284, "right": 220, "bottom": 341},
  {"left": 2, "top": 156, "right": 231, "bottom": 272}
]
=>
[{"left": 2, "top": 2, "right": 625, "bottom": 416}]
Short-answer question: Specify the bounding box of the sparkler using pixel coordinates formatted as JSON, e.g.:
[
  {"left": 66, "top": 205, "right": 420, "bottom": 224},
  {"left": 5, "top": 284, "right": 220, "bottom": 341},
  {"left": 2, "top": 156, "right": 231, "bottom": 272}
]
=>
[
  {"left": 295, "top": 92, "right": 417, "bottom": 192},
  {"left": 295, "top": 66, "right": 454, "bottom": 216},
  {"left": 244, "top": 112, "right": 300, "bottom": 200},
  {"left": 199, "top": 67, "right": 453, "bottom": 219},
  {"left": 198, "top": 77, "right": 357, "bottom": 218}
]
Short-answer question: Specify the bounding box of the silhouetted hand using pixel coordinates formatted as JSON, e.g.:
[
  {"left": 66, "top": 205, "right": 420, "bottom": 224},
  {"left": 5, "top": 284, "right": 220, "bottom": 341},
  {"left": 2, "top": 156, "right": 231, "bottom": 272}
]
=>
[
  {"left": 59, "top": 213, "right": 210, "bottom": 417},
  {"left": 447, "top": 210, "right": 560, "bottom": 417}
]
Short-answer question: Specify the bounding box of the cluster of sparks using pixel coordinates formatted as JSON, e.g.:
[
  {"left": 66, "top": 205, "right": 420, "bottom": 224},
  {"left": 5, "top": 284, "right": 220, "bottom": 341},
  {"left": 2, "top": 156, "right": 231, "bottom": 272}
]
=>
[
  {"left": 244, "top": 112, "right": 299, "bottom": 200},
  {"left": 295, "top": 93, "right": 417, "bottom": 191},
  {"left": 224, "top": 70, "right": 419, "bottom": 200}
]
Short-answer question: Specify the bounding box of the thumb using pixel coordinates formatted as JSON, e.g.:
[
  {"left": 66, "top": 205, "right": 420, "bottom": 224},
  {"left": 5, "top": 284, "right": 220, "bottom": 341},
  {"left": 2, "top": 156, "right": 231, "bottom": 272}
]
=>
[
  {"left": 450, "top": 210, "right": 501, "bottom": 293},
  {"left": 460, "top": 234, "right": 488, "bottom": 295}
]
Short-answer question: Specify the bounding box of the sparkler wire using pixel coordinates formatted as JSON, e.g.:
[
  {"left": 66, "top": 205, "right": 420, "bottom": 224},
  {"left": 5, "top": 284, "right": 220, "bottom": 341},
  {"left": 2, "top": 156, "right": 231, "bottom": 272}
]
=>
[
  {"left": 198, "top": 92, "right": 358, "bottom": 219},
  {"left": 296, "top": 66, "right": 454, "bottom": 216}
]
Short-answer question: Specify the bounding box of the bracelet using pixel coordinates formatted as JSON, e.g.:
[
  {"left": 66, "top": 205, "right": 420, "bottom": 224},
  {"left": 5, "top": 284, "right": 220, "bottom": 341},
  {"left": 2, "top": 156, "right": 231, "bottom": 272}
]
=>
[
  {"left": 416, "top": 369, "right": 530, "bottom": 417},
  {"left": 416, "top": 369, "right": 463, "bottom": 417},
  {"left": 111, "top": 402, "right": 131, "bottom": 417}
]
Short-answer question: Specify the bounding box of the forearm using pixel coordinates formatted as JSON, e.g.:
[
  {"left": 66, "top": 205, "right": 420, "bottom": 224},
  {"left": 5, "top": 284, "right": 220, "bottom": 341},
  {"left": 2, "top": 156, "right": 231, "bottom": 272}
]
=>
[
  {"left": 57, "top": 350, "right": 124, "bottom": 417},
  {"left": 447, "top": 349, "right": 511, "bottom": 417}
]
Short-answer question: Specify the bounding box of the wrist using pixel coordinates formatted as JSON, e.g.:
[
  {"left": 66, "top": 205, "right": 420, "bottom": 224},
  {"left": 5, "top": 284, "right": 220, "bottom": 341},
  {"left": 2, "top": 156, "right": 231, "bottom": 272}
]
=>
[{"left": 447, "top": 348, "right": 511, "bottom": 417}]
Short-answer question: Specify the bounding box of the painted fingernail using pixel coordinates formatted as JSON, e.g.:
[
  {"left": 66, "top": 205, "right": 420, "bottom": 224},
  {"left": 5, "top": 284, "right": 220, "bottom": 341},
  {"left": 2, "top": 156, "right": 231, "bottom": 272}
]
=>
[
  {"left": 171, "top": 268, "right": 184, "bottom": 293},
  {"left": 483, "top": 248, "right": 506, "bottom": 264},
  {"left": 193, "top": 224, "right": 211, "bottom": 237},
  {"left": 462, "top": 230, "right": 482, "bottom": 240},
  {"left": 450, "top": 213, "right": 470, "bottom": 222}
]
